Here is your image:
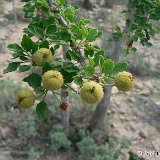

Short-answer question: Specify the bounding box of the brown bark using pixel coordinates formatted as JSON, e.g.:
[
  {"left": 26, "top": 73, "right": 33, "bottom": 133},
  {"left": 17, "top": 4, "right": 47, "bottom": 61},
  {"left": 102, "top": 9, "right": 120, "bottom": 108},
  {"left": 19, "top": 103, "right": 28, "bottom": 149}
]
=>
[
  {"left": 61, "top": 88, "right": 70, "bottom": 136},
  {"left": 89, "top": 87, "right": 112, "bottom": 131},
  {"left": 89, "top": 39, "right": 125, "bottom": 131},
  {"left": 89, "top": 1, "right": 133, "bottom": 132},
  {"left": 61, "top": 46, "right": 70, "bottom": 136}
]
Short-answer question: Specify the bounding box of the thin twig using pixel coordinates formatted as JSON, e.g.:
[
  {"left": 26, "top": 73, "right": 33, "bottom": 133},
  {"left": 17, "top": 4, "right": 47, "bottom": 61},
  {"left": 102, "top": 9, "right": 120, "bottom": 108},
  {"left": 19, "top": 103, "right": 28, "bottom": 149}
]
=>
[
  {"left": 48, "top": 0, "right": 86, "bottom": 65},
  {"left": 43, "top": 90, "right": 48, "bottom": 101},
  {"left": 66, "top": 84, "right": 78, "bottom": 94},
  {"left": 102, "top": 84, "right": 115, "bottom": 87},
  {"left": 52, "top": 91, "right": 61, "bottom": 103},
  {"left": 36, "top": 90, "right": 48, "bottom": 100}
]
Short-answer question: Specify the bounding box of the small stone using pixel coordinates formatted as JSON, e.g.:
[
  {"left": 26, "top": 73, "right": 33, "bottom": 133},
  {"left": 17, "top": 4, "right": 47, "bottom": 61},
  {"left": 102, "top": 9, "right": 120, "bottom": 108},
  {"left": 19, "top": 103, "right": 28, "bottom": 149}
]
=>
[
  {"left": 139, "top": 132, "right": 147, "bottom": 139},
  {"left": 128, "top": 97, "right": 135, "bottom": 103},
  {"left": 156, "top": 101, "right": 160, "bottom": 106},
  {"left": 111, "top": 86, "right": 119, "bottom": 94},
  {"left": 98, "top": 18, "right": 103, "bottom": 23},
  {"left": 110, "top": 123, "right": 116, "bottom": 128},
  {"left": 119, "top": 109, "right": 127, "bottom": 114},
  {"left": 120, "top": 116, "right": 125, "bottom": 120},
  {"left": 107, "top": 110, "right": 112, "bottom": 114}
]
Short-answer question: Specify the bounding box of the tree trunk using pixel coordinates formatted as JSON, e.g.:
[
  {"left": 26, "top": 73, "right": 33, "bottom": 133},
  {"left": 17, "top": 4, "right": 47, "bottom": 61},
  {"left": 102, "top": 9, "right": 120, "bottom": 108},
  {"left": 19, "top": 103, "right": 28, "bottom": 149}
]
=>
[
  {"left": 89, "top": 39, "right": 125, "bottom": 131},
  {"left": 89, "top": 87, "right": 112, "bottom": 131},
  {"left": 61, "top": 46, "right": 70, "bottom": 136},
  {"left": 61, "top": 88, "right": 70, "bottom": 136},
  {"left": 89, "top": 1, "right": 133, "bottom": 132}
]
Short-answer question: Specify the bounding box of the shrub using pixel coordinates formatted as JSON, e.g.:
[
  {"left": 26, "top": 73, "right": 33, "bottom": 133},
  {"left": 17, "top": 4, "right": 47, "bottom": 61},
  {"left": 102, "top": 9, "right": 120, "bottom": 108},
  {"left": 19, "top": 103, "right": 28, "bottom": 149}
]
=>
[
  {"left": 76, "top": 129, "right": 122, "bottom": 160},
  {"left": 0, "top": 79, "right": 20, "bottom": 110},
  {"left": 28, "top": 147, "right": 44, "bottom": 160},
  {"left": 18, "top": 115, "right": 37, "bottom": 138},
  {"left": 49, "top": 124, "right": 71, "bottom": 151}
]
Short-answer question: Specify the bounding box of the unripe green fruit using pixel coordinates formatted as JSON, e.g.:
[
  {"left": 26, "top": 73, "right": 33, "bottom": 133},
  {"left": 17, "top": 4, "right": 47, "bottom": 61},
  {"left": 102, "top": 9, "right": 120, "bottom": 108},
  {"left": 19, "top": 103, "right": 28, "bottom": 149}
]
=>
[
  {"left": 80, "top": 81, "right": 104, "bottom": 104},
  {"left": 42, "top": 70, "right": 64, "bottom": 91},
  {"left": 33, "top": 48, "right": 53, "bottom": 66},
  {"left": 115, "top": 71, "right": 135, "bottom": 92},
  {"left": 16, "top": 88, "right": 35, "bottom": 109}
]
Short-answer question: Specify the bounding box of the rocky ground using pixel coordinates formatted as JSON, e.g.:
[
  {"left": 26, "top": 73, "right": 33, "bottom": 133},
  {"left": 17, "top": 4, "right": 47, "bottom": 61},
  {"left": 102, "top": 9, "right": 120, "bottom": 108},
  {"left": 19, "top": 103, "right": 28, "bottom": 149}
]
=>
[{"left": 0, "top": 1, "right": 160, "bottom": 160}]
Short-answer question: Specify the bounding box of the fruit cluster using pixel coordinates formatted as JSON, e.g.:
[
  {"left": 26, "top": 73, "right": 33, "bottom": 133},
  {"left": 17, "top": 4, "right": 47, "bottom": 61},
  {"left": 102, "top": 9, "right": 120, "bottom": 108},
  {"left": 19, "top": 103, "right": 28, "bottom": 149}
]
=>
[{"left": 15, "top": 48, "right": 135, "bottom": 109}]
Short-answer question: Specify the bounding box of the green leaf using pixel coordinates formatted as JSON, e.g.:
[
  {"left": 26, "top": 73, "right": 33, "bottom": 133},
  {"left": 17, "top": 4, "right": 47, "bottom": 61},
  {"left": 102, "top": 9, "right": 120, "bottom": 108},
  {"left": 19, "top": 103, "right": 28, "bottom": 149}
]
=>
[
  {"left": 53, "top": 65, "right": 62, "bottom": 71},
  {"left": 12, "top": 51, "right": 26, "bottom": 57},
  {"left": 86, "top": 29, "right": 102, "bottom": 42},
  {"left": 66, "top": 50, "right": 80, "bottom": 60},
  {"left": 130, "top": 47, "right": 137, "bottom": 53},
  {"left": 42, "top": 62, "right": 53, "bottom": 73},
  {"left": 54, "top": 44, "right": 60, "bottom": 50},
  {"left": 30, "top": 42, "right": 39, "bottom": 54},
  {"left": 8, "top": 44, "right": 24, "bottom": 52},
  {"left": 34, "top": 27, "right": 44, "bottom": 38},
  {"left": 88, "top": 56, "right": 94, "bottom": 66},
  {"left": 23, "top": 73, "right": 42, "bottom": 90},
  {"left": 19, "top": 65, "right": 31, "bottom": 72},
  {"left": 63, "top": 62, "right": 80, "bottom": 73},
  {"left": 112, "top": 32, "right": 122, "bottom": 41},
  {"left": 102, "top": 59, "right": 114, "bottom": 74},
  {"left": 74, "top": 76, "right": 83, "bottom": 85},
  {"left": 35, "top": 0, "right": 49, "bottom": 7},
  {"left": 84, "top": 66, "right": 95, "bottom": 78},
  {"left": 39, "top": 40, "right": 49, "bottom": 48},
  {"left": 41, "top": 6, "right": 49, "bottom": 15},
  {"left": 66, "top": 14, "right": 76, "bottom": 22},
  {"left": 44, "top": 16, "right": 56, "bottom": 26},
  {"left": 46, "top": 24, "right": 57, "bottom": 35},
  {"left": 87, "top": 29, "right": 98, "bottom": 42},
  {"left": 21, "top": 34, "right": 34, "bottom": 52},
  {"left": 56, "top": 0, "right": 66, "bottom": 6},
  {"left": 99, "top": 55, "right": 105, "bottom": 67},
  {"left": 12, "top": 52, "right": 27, "bottom": 60},
  {"left": 71, "top": 24, "right": 87, "bottom": 40},
  {"left": 96, "top": 30, "right": 103, "bottom": 39},
  {"left": 64, "top": 65, "right": 79, "bottom": 73},
  {"left": 145, "top": 41, "right": 153, "bottom": 47},
  {"left": 115, "top": 26, "right": 121, "bottom": 32},
  {"left": 93, "top": 50, "right": 105, "bottom": 66},
  {"left": 50, "top": 34, "right": 60, "bottom": 41},
  {"left": 61, "top": 69, "right": 76, "bottom": 83},
  {"left": 3, "top": 62, "right": 21, "bottom": 74},
  {"left": 84, "top": 45, "right": 95, "bottom": 57},
  {"left": 65, "top": 6, "right": 76, "bottom": 22},
  {"left": 36, "top": 86, "right": 45, "bottom": 94},
  {"left": 78, "top": 18, "right": 91, "bottom": 26},
  {"left": 57, "top": 30, "right": 71, "bottom": 42},
  {"left": 113, "top": 62, "right": 127, "bottom": 74},
  {"left": 19, "top": 56, "right": 28, "bottom": 61},
  {"left": 36, "top": 100, "right": 48, "bottom": 123}
]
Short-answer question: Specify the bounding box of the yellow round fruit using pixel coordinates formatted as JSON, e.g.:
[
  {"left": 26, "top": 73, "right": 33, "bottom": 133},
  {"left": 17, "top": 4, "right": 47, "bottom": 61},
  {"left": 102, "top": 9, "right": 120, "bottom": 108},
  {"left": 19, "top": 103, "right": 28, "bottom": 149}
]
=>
[
  {"left": 33, "top": 48, "right": 53, "bottom": 66},
  {"left": 42, "top": 70, "right": 64, "bottom": 91},
  {"left": 115, "top": 71, "right": 135, "bottom": 92},
  {"left": 16, "top": 88, "right": 35, "bottom": 109},
  {"left": 80, "top": 81, "right": 104, "bottom": 104}
]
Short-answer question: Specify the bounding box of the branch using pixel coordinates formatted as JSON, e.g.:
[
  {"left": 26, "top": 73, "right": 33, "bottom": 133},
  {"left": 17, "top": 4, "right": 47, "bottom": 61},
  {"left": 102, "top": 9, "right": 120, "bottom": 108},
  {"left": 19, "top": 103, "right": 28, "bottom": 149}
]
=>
[{"left": 48, "top": 0, "right": 86, "bottom": 64}]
